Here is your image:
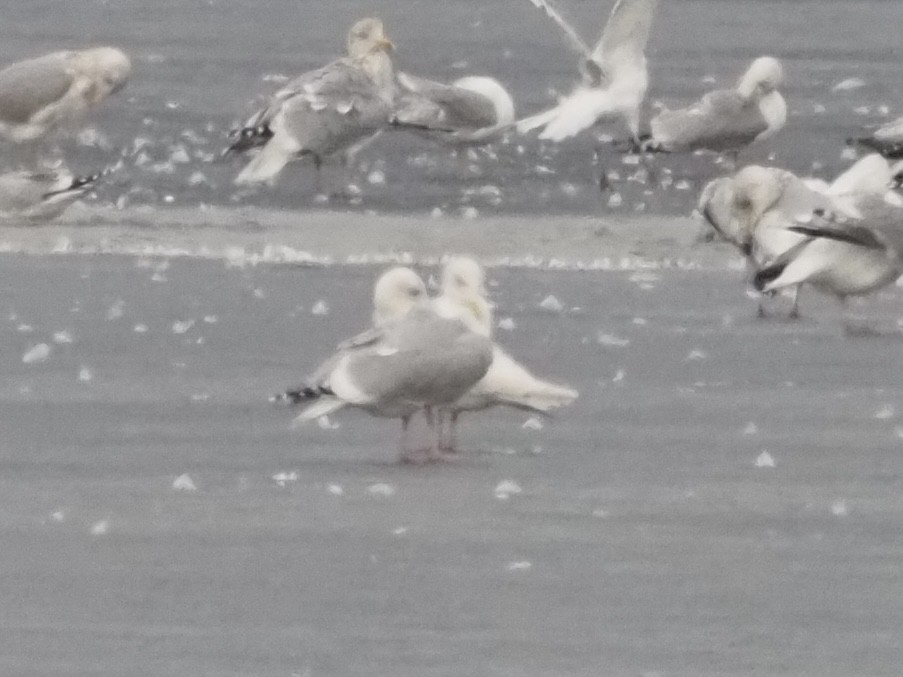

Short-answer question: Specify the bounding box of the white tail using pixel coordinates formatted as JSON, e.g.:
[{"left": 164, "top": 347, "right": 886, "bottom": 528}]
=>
[
  {"left": 234, "top": 136, "right": 295, "bottom": 185},
  {"left": 294, "top": 397, "right": 346, "bottom": 425}
]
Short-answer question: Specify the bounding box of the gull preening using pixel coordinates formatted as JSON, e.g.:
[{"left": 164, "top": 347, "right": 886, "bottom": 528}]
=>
[
  {"left": 517, "top": 0, "right": 658, "bottom": 143},
  {"left": 699, "top": 154, "right": 903, "bottom": 317},
  {"left": 231, "top": 17, "right": 396, "bottom": 188},
  {"left": 646, "top": 56, "right": 786, "bottom": 156},
  {"left": 0, "top": 47, "right": 130, "bottom": 145},
  {"left": 754, "top": 192, "right": 903, "bottom": 330},
  {"left": 392, "top": 73, "right": 515, "bottom": 145},
  {"left": 0, "top": 168, "right": 102, "bottom": 222}
]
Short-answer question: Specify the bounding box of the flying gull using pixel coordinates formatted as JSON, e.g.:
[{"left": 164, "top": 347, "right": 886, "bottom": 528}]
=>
[
  {"left": 231, "top": 17, "right": 396, "bottom": 189},
  {"left": 517, "top": 0, "right": 658, "bottom": 143},
  {"left": 645, "top": 56, "right": 786, "bottom": 156}
]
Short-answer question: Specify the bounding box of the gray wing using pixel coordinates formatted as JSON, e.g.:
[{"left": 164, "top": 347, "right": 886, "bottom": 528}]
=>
[
  {"left": 0, "top": 52, "right": 75, "bottom": 124},
  {"left": 343, "top": 313, "right": 493, "bottom": 406},
  {"left": 652, "top": 89, "right": 767, "bottom": 152},
  {"left": 790, "top": 197, "right": 903, "bottom": 257},
  {"left": 591, "top": 0, "right": 658, "bottom": 74},
  {"left": 393, "top": 73, "right": 497, "bottom": 130},
  {"left": 277, "top": 60, "right": 392, "bottom": 156}
]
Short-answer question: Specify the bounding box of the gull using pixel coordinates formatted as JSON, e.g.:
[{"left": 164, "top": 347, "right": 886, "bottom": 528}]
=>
[
  {"left": 0, "top": 168, "right": 102, "bottom": 222},
  {"left": 645, "top": 56, "right": 786, "bottom": 157},
  {"left": 0, "top": 48, "right": 130, "bottom": 167},
  {"left": 516, "top": 0, "right": 658, "bottom": 143},
  {"left": 231, "top": 18, "right": 396, "bottom": 189},
  {"left": 274, "top": 267, "right": 493, "bottom": 462},
  {"left": 850, "top": 115, "right": 903, "bottom": 159},
  {"left": 391, "top": 72, "right": 515, "bottom": 144},
  {"left": 754, "top": 193, "right": 903, "bottom": 331},
  {"left": 711, "top": 157, "right": 901, "bottom": 317},
  {"left": 433, "top": 257, "right": 579, "bottom": 452}
]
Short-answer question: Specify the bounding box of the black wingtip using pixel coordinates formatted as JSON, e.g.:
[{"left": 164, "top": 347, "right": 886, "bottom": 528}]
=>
[
  {"left": 753, "top": 262, "right": 785, "bottom": 292},
  {"left": 224, "top": 125, "right": 273, "bottom": 155}
]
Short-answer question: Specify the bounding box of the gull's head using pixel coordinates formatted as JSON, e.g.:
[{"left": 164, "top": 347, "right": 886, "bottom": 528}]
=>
[
  {"left": 697, "top": 177, "right": 738, "bottom": 245},
  {"left": 440, "top": 257, "right": 492, "bottom": 336},
  {"left": 79, "top": 47, "right": 131, "bottom": 102},
  {"left": 736, "top": 57, "right": 784, "bottom": 100},
  {"left": 729, "top": 166, "right": 785, "bottom": 252},
  {"left": 347, "top": 17, "right": 394, "bottom": 57},
  {"left": 372, "top": 267, "right": 426, "bottom": 327}
]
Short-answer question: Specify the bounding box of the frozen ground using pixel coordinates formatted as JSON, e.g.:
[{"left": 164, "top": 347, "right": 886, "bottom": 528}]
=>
[
  {"left": 2, "top": 253, "right": 903, "bottom": 675},
  {"left": 1, "top": 0, "right": 902, "bottom": 215}
]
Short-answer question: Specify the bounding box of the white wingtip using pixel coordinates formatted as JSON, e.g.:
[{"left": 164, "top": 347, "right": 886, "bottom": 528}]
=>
[
  {"left": 234, "top": 142, "right": 291, "bottom": 186},
  {"left": 294, "top": 397, "right": 346, "bottom": 425}
]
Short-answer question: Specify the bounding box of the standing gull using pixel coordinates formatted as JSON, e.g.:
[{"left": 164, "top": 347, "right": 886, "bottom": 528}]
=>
[
  {"left": 0, "top": 168, "right": 102, "bottom": 222},
  {"left": 433, "top": 257, "right": 578, "bottom": 452},
  {"left": 231, "top": 18, "right": 396, "bottom": 188},
  {"left": 516, "top": 0, "right": 658, "bottom": 143},
  {"left": 391, "top": 73, "right": 515, "bottom": 145},
  {"left": 0, "top": 48, "right": 130, "bottom": 165},
  {"left": 754, "top": 193, "right": 903, "bottom": 331},
  {"left": 645, "top": 56, "right": 786, "bottom": 156}
]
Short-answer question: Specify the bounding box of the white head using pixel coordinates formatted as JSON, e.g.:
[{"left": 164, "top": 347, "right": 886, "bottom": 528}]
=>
[
  {"left": 452, "top": 76, "right": 516, "bottom": 125},
  {"left": 347, "top": 17, "right": 394, "bottom": 58},
  {"left": 697, "top": 177, "right": 740, "bottom": 246},
  {"left": 77, "top": 47, "right": 131, "bottom": 103},
  {"left": 736, "top": 56, "right": 784, "bottom": 100},
  {"left": 372, "top": 266, "right": 427, "bottom": 327},
  {"left": 729, "top": 166, "right": 786, "bottom": 252},
  {"left": 439, "top": 256, "right": 492, "bottom": 336}
]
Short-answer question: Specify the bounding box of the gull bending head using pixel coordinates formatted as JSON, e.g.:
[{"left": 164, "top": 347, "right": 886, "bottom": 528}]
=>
[
  {"left": 729, "top": 165, "right": 786, "bottom": 249},
  {"left": 372, "top": 266, "right": 427, "bottom": 327},
  {"left": 736, "top": 56, "right": 784, "bottom": 101},
  {"left": 75, "top": 47, "right": 131, "bottom": 102}
]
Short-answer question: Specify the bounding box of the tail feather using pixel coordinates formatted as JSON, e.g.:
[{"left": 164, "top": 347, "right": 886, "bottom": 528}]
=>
[
  {"left": 505, "top": 382, "right": 579, "bottom": 413},
  {"left": 234, "top": 138, "right": 294, "bottom": 185},
  {"left": 516, "top": 107, "right": 560, "bottom": 135},
  {"left": 294, "top": 397, "right": 346, "bottom": 424}
]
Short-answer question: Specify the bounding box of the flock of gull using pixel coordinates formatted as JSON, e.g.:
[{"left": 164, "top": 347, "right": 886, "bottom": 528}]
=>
[{"left": 3, "top": 1, "right": 903, "bottom": 456}]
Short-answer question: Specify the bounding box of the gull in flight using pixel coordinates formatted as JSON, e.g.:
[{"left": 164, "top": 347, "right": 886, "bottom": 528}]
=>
[
  {"left": 517, "top": 0, "right": 658, "bottom": 144},
  {"left": 230, "top": 18, "right": 396, "bottom": 190},
  {"left": 645, "top": 56, "right": 786, "bottom": 158}
]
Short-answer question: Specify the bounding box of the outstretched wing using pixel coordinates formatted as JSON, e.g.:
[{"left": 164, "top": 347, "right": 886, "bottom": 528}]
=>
[
  {"left": 591, "top": 0, "right": 658, "bottom": 74},
  {"left": 525, "top": 0, "right": 593, "bottom": 60}
]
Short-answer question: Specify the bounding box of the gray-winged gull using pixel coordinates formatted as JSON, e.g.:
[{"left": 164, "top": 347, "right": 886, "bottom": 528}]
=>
[
  {"left": 275, "top": 267, "right": 493, "bottom": 462},
  {"left": 755, "top": 193, "right": 903, "bottom": 330},
  {"left": 231, "top": 17, "right": 396, "bottom": 188},
  {"left": 0, "top": 48, "right": 130, "bottom": 151},
  {"left": 432, "top": 257, "right": 578, "bottom": 452},
  {"left": 0, "top": 168, "right": 102, "bottom": 222},
  {"left": 646, "top": 56, "right": 786, "bottom": 155},
  {"left": 391, "top": 72, "right": 515, "bottom": 145},
  {"left": 516, "top": 0, "right": 658, "bottom": 143}
]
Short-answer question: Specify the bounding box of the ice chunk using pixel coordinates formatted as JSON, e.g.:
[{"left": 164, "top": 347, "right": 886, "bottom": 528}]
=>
[
  {"left": 172, "top": 474, "right": 197, "bottom": 491},
  {"left": 754, "top": 451, "right": 776, "bottom": 468},
  {"left": 22, "top": 343, "right": 51, "bottom": 364},
  {"left": 494, "top": 479, "right": 522, "bottom": 500},
  {"left": 367, "top": 483, "right": 396, "bottom": 497}
]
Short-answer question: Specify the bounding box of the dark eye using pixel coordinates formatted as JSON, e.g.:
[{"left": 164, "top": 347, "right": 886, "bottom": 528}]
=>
[
  {"left": 735, "top": 197, "right": 751, "bottom": 210},
  {"left": 408, "top": 287, "right": 422, "bottom": 297},
  {"left": 455, "top": 276, "right": 466, "bottom": 287}
]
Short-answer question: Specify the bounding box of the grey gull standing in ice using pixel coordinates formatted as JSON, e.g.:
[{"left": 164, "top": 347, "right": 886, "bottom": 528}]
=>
[
  {"left": 231, "top": 17, "right": 396, "bottom": 190},
  {"left": 645, "top": 56, "right": 786, "bottom": 157},
  {"left": 0, "top": 168, "right": 102, "bottom": 222}
]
